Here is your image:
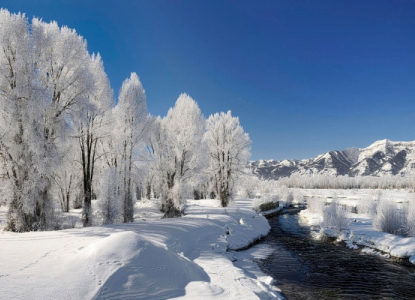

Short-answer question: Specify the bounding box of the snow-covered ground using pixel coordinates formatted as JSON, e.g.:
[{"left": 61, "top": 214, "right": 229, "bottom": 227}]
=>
[
  {"left": 299, "top": 189, "right": 415, "bottom": 265},
  {"left": 301, "top": 188, "right": 414, "bottom": 207},
  {"left": 0, "top": 199, "right": 283, "bottom": 300}
]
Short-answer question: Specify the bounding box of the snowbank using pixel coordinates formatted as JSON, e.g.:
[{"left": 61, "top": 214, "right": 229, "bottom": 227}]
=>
[
  {"left": 300, "top": 209, "right": 415, "bottom": 265},
  {"left": 0, "top": 199, "right": 282, "bottom": 299}
]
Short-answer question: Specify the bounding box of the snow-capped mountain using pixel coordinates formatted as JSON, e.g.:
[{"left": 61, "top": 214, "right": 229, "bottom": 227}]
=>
[{"left": 249, "top": 139, "right": 415, "bottom": 179}]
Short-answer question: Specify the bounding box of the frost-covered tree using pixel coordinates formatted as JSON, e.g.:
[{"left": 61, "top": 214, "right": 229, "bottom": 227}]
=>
[
  {"left": 154, "top": 94, "right": 206, "bottom": 216},
  {"left": 0, "top": 9, "right": 103, "bottom": 231},
  {"left": 142, "top": 116, "right": 163, "bottom": 200},
  {"left": 113, "top": 73, "right": 150, "bottom": 222},
  {"left": 33, "top": 18, "right": 96, "bottom": 228},
  {"left": 204, "top": 111, "right": 251, "bottom": 207},
  {"left": 31, "top": 18, "right": 94, "bottom": 142},
  {"left": 52, "top": 141, "right": 80, "bottom": 212},
  {"left": 73, "top": 53, "right": 113, "bottom": 226},
  {"left": 0, "top": 9, "right": 48, "bottom": 231}
]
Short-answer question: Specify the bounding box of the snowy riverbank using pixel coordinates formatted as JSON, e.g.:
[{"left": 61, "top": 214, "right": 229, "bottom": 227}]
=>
[
  {"left": 0, "top": 199, "right": 283, "bottom": 299},
  {"left": 300, "top": 208, "right": 415, "bottom": 266}
]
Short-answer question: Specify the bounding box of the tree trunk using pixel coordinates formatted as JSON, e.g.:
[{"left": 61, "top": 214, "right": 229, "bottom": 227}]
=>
[
  {"left": 82, "top": 189, "right": 92, "bottom": 227},
  {"left": 146, "top": 183, "right": 151, "bottom": 200}
]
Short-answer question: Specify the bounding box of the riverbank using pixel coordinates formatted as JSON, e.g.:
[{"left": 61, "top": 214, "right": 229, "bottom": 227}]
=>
[
  {"left": 0, "top": 199, "right": 283, "bottom": 299},
  {"left": 256, "top": 209, "right": 415, "bottom": 300},
  {"left": 300, "top": 209, "right": 415, "bottom": 266}
]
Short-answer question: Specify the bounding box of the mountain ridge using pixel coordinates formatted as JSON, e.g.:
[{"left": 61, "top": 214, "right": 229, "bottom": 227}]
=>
[{"left": 249, "top": 139, "right": 415, "bottom": 179}]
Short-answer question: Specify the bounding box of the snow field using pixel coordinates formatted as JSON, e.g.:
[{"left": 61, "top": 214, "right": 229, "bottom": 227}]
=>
[{"left": 0, "top": 199, "right": 283, "bottom": 300}]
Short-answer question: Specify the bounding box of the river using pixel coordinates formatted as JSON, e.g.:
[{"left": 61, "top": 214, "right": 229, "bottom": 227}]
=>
[{"left": 255, "top": 208, "right": 415, "bottom": 300}]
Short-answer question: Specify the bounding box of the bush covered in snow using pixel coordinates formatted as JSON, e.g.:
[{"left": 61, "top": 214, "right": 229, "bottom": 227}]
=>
[
  {"left": 306, "top": 197, "right": 325, "bottom": 215},
  {"left": 357, "top": 197, "right": 377, "bottom": 215},
  {"left": 253, "top": 194, "right": 279, "bottom": 212},
  {"left": 99, "top": 167, "right": 122, "bottom": 225},
  {"left": 321, "top": 202, "right": 350, "bottom": 232},
  {"left": 373, "top": 199, "right": 407, "bottom": 236},
  {"left": 238, "top": 175, "right": 260, "bottom": 199},
  {"left": 407, "top": 200, "right": 415, "bottom": 237}
]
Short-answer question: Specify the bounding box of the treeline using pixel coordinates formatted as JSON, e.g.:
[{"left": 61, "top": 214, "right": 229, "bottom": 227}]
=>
[
  {"left": 0, "top": 9, "right": 251, "bottom": 232},
  {"left": 276, "top": 174, "right": 415, "bottom": 190}
]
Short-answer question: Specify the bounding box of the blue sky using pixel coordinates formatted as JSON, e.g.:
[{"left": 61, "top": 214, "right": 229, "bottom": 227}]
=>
[{"left": 2, "top": 0, "right": 415, "bottom": 160}]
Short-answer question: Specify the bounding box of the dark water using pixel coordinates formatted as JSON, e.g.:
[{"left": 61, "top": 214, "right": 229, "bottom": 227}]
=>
[{"left": 256, "top": 208, "right": 415, "bottom": 300}]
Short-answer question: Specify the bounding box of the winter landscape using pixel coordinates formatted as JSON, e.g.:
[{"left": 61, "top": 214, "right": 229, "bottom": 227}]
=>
[{"left": 1, "top": 2, "right": 415, "bottom": 300}]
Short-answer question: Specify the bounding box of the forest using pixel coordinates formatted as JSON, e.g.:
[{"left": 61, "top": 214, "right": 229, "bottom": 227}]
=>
[{"left": 0, "top": 9, "right": 251, "bottom": 232}]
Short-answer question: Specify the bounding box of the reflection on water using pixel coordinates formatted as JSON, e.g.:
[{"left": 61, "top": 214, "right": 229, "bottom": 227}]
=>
[{"left": 256, "top": 208, "right": 415, "bottom": 300}]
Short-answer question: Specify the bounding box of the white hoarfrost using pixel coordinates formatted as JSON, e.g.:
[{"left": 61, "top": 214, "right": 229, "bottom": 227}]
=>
[
  {"left": 205, "top": 111, "right": 251, "bottom": 207},
  {"left": 154, "top": 94, "right": 207, "bottom": 215}
]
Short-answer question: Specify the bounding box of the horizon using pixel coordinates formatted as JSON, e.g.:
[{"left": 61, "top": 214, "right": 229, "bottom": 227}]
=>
[{"left": 2, "top": 0, "right": 415, "bottom": 161}]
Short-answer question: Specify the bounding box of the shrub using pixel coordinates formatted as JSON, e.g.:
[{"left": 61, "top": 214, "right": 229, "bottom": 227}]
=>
[
  {"left": 253, "top": 193, "right": 279, "bottom": 212},
  {"left": 357, "top": 197, "right": 377, "bottom": 216},
  {"left": 286, "top": 191, "right": 294, "bottom": 205},
  {"left": 99, "top": 167, "right": 122, "bottom": 225},
  {"left": 406, "top": 200, "right": 415, "bottom": 237},
  {"left": 259, "top": 201, "right": 279, "bottom": 212},
  {"left": 293, "top": 189, "right": 304, "bottom": 204},
  {"left": 307, "top": 197, "right": 325, "bottom": 214},
  {"left": 321, "top": 202, "right": 350, "bottom": 232},
  {"left": 373, "top": 199, "right": 407, "bottom": 236}
]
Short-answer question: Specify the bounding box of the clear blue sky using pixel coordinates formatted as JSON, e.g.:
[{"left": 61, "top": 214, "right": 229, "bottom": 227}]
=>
[{"left": 2, "top": 0, "right": 415, "bottom": 160}]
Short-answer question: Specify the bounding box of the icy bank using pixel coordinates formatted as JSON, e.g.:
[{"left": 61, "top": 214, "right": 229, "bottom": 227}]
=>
[
  {"left": 0, "top": 199, "right": 282, "bottom": 299},
  {"left": 300, "top": 209, "right": 415, "bottom": 265}
]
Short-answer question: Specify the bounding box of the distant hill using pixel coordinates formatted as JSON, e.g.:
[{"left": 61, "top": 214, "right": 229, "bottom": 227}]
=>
[{"left": 249, "top": 139, "right": 415, "bottom": 179}]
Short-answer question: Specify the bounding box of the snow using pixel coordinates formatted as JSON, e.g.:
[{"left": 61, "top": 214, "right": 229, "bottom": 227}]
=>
[
  {"left": 299, "top": 189, "right": 415, "bottom": 265},
  {"left": 0, "top": 199, "right": 283, "bottom": 300},
  {"left": 250, "top": 139, "right": 415, "bottom": 179}
]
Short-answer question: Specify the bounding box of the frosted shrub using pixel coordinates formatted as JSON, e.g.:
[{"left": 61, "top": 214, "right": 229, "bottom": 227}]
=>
[
  {"left": 241, "top": 182, "right": 256, "bottom": 199},
  {"left": 357, "top": 197, "right": 377, "bottom": 215},
  {"left": 307, "top": 197, "right": 325, "bottom": 215},
  {"left": 161, "top": 181, "right": 187, "bottom": 218},
  {"left": 286, "top": 191, "right": 294, "bottom": 205},
  {"left": 260, "top": 183, "right": 271, "bottom": 196},
  {"left": 406, "top": 200, "right": 415, "bottom": 237},
  {"left": 239, "top": 175, "right": 260, "bottom": 199},
  {"left": 99, "top": 168, "right": 121, "bottom": 225},
  {"left": 253, "top": 193, "right": 279, "bottom": 212},
  {"left": 277, "top": 185, "right": 294, "bottom": 206},
  {"left": 321, "top": 203, "right": 350, "bottom": 232},
  {"left": 373, "top": 199, "right": 407, "bottom": 236},
  {"left": 49, "top": 214, "right": 78, "bottom": 230}
]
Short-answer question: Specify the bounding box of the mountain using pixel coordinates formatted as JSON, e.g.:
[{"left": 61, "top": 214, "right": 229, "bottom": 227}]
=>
[{"left": 249, "top": 139, "right": 415, "bottom": 179}]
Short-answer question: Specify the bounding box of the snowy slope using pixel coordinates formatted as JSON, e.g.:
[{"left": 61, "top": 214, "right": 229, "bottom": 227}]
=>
[
  {"left": 0, "top": 199, "right": 282, "bottom": 300},
  {"left": 250, "top": 139, "right": 415, "bottom": 179}
]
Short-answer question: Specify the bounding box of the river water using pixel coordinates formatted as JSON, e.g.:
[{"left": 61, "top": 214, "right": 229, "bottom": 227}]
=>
[{"left": 256, "top": 208, "right": 415, "bottom": 300}]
